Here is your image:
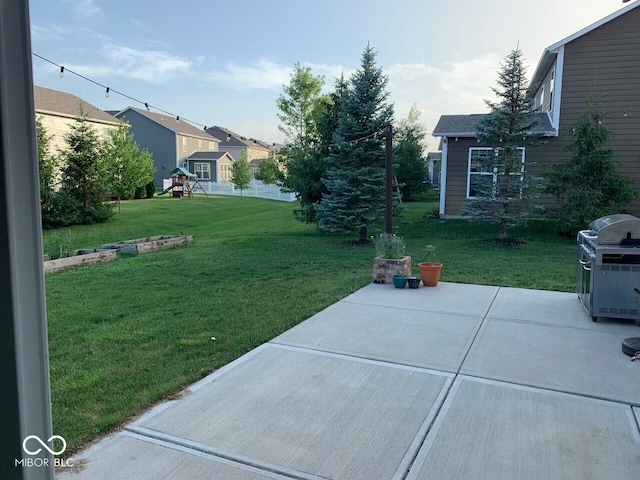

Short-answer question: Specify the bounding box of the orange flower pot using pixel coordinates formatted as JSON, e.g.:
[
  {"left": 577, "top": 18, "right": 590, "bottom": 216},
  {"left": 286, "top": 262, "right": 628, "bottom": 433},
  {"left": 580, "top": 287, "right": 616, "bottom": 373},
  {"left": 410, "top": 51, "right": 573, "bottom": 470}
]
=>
[{"left": 418, "top": 262, "right": 443, "bottom": 287}]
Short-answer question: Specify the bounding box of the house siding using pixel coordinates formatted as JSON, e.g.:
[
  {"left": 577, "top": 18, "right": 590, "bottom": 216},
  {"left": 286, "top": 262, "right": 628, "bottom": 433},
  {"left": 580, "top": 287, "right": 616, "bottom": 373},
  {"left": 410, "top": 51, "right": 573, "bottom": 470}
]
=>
[
  {"left": 554, "top": 6, "right": 640, "bottom": 212},
  {"left": 440, "top": 6, "right": 640, "bottom": 217},
  {"left": 118, "top": 109, "right": 177, "bottom": 187}
]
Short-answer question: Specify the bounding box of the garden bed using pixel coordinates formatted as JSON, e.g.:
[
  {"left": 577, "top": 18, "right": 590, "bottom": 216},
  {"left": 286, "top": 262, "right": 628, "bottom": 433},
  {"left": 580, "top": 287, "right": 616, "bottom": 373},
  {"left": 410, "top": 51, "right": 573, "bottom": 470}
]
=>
[
  {"left": 102, "top": 234, "right": 193, "bottom": 255},
  {"left": 44, "top": 235, "right": 193, "bottom": 273},
  {"left": 44, "top": 249, "right": 118, "bottom": 274}
]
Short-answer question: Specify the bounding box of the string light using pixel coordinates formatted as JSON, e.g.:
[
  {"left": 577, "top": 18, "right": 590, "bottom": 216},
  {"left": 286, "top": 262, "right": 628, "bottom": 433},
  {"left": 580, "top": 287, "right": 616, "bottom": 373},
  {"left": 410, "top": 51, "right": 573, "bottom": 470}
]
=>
[{"left": 32, "top": 52, "right": 208, "bottom": 130}]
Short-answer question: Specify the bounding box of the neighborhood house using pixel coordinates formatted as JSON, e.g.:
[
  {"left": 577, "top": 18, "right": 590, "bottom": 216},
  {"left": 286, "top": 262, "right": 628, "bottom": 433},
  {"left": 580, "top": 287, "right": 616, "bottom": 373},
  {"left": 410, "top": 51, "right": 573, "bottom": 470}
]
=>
[{"left": 433, "top": 2, "right": 640, "bottom": 218}]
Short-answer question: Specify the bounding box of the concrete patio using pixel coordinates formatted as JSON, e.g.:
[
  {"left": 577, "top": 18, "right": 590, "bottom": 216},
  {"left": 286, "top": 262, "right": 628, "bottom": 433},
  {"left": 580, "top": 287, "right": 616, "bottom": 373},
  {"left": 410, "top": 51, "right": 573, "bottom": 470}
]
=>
[{"left": 56, "top": 282, "right": 640, "bottom": 479}]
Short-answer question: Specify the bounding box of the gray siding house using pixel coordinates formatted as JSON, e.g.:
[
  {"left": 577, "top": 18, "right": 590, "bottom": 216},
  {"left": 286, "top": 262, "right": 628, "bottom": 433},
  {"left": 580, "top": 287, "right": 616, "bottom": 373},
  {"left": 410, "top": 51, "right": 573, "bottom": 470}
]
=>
[
  {"left": 433, "top": 2, "right": 640, "bottom": 218},
  {"left": 186, "top": 151, "right": 235, "bottom": 183},
  {"left": 116, "top": 107, "right": 221, "bottom": 187}
]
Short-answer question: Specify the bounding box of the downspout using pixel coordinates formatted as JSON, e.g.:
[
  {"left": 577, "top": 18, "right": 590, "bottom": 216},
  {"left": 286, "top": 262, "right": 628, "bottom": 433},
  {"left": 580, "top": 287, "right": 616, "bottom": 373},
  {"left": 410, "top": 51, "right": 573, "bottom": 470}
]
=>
[
  {"left": 552, "top": 46, "right": 564, "bottom": 134},
  {"left": 439, "top": 137, "right": 448, "bottom": 217}
]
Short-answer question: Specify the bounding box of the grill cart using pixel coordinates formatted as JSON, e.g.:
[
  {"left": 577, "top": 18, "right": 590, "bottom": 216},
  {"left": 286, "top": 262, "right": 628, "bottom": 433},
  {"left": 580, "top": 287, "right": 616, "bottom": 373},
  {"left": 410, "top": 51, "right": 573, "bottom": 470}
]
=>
[{"left": 577, "top": 214, "right": 640, "bottom": 326}]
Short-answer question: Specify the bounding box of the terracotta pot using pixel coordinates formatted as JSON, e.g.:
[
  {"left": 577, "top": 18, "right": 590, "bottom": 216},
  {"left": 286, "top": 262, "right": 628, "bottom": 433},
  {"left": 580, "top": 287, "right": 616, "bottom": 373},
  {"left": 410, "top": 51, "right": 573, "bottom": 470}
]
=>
[{"left": 418, "top": 262, "right": 443, "bottom": 287}]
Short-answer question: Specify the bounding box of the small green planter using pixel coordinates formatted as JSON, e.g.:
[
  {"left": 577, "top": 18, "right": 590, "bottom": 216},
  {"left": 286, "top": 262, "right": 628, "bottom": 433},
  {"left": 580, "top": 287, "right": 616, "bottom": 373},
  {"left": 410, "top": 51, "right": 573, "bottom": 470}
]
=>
[{"left": 392, "top": 274, "right": 407, "bottom": 289}]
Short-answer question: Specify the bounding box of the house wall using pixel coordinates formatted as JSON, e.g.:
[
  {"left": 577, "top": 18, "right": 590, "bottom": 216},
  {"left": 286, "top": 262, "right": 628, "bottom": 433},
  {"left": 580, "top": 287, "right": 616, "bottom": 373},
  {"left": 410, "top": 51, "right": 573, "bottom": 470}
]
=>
[
  {"left": 37, "top": 112, "right": 117, "bottom": 154},
  {"left": 443, "top": 7, "right": 640, "bottom": 217},
  {"left": 178, "top": 134, "right": 218, "bottom": 165},
  {"left": 442, "top": 136, "right": 567, "bottom": 217},
  {"left": 554, "top": 7, "right": 640, "bottom": 212},
  {"left": 118, "top": 109, "right": 177, "bottom": 187}
]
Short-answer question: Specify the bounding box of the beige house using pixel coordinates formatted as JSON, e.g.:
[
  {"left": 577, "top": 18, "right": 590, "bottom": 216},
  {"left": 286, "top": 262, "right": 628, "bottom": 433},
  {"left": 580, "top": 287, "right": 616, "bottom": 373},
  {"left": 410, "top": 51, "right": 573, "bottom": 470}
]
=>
[
  {"left": 34, "top": 85, "right": 120, "bottom": 153},
  {"left": 205, "top": 125, "right": 272, "bottom": 162}
]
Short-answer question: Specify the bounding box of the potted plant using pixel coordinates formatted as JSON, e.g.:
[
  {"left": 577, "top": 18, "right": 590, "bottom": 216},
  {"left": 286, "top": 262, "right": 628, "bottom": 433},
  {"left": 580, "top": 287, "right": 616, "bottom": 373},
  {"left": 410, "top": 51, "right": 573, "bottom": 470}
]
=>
[
  {"left": 418, "top": 244, "right": 443, "bottom": 287},
  {"left": 372, "top": 233, "right": 412, "bottom": 284},
  {"left": 392, "top": 274, "right": 407, "bottom": 288}
]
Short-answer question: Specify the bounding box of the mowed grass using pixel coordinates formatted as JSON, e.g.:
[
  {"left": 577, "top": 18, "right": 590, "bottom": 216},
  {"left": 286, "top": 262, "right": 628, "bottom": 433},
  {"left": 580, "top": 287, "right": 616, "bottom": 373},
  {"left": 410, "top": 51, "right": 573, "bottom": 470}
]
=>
[{"left": 43, "top": 195, "right": 576, "bottom": 453}]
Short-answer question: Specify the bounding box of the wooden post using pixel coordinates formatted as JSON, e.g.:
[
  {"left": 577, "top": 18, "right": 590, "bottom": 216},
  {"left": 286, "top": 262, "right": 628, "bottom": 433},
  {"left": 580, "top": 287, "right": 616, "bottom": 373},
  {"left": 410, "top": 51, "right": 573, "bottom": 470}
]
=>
[{"left": 385, "top": 123, "right": 393, "bottom": 234}]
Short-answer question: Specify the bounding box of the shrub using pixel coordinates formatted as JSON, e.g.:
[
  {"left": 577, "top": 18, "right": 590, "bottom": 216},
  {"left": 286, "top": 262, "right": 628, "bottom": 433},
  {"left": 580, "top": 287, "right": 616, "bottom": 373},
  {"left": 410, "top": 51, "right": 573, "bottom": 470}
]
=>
[{"left": 373, "top": 232, "right": 406, "bottom": 259}]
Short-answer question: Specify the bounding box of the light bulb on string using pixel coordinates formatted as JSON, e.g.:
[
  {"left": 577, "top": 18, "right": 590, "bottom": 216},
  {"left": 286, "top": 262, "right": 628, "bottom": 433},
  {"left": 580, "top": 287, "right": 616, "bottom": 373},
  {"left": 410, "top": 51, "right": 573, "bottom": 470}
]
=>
[
  {"left": 105, "top": 87, "right": 110, "bottom": 98},
  {"left": 59, "top": 66, "right": 65, "bottom": 78}
]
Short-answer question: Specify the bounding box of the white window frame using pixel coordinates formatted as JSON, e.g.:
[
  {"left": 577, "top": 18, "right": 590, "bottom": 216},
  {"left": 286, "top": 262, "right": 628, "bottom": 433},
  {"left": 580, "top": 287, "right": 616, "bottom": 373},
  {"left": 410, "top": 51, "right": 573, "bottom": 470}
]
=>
[
  {"left": 467, "top": 147, "right": 525, "bottom": 199},
  {"left": 194, "top": 162, "right": 210, "bottom": 180},
  {"left": 182, "top": 137, "right": 187, "bottom": 152}
]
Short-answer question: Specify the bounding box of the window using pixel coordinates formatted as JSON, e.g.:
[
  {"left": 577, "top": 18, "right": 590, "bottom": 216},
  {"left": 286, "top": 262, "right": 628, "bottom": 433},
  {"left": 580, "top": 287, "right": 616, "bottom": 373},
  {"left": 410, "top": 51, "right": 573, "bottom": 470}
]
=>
[
  {"left": 467, "top": 147, "right": 525, "bottom": 199},
  {"left": 194, "top": 163, "right": 210, "bottom": 180},
  {"left": 209, "top": 141, "right": 215, "bottom": 151},
  {"left": 182, "top": 137, "right": 187, "bottom": 152},
  {"left": 198, "top": 139, "right": 203, "bottom": 150}
]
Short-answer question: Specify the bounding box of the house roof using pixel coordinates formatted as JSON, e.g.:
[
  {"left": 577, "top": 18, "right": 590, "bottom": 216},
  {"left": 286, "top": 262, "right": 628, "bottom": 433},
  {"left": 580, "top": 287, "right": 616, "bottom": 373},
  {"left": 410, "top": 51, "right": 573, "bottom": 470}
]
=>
[
  {"left": 34, "top": 86, "right": 119, "bottom": 125},
  {"left": 206, "top": 125, "right": 271, "bottom": 151},
  {"left": 432, "top": 113, "right": 556, "bottom": 137},
  {"left": 187, "top": 151, "right": 234, "bottom": 161},
  {"left": 529, "top": 1, "right": 640, "bottom": 92},
  {"left": 171, "top": 167, "right": 192, "bottom": 176},
  {"left": 118, "top": 107, "right": 221, "bottom": 142}
]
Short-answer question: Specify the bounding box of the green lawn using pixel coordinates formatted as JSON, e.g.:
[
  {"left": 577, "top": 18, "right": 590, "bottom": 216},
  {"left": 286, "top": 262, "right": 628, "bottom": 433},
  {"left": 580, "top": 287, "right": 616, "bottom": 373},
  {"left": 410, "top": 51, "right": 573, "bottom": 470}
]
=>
[{"left": 43, "top": 195, "right": 576, "bottom": 453}]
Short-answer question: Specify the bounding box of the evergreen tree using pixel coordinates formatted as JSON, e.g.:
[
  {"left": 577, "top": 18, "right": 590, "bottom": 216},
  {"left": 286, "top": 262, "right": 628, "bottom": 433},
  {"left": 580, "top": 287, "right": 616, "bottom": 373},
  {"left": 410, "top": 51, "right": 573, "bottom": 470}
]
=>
[
  {"left": 460, "top": 48, "right": 545, "bottom": 240},
  {"left": 103, "top": 122, "right": 156, "bottom": 213},
  {"left": 59, "top": 104, "right": 113, "bottom": 224},
  {"left": 36, "top": 116, "right": 58, "bottom": 219},
  {"left": 231, "top": 150, "right": 252, "bottom": 196},
  {"left": 546, "top": 97, "right": 636, "bottom": 234},
  {"left": 315, "top": 45, "right": 394, "bottom": 242},
  {"left": 394, "top": 105, "right": 428, "bottom": 201}
]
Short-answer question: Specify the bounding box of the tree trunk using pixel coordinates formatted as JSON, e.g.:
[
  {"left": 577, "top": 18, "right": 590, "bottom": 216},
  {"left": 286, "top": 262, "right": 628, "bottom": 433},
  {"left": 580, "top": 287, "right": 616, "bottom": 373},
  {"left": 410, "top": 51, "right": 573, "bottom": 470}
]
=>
[
  {"left": 499, "top": 223, "right": 508, "bottom": 239},
  {"left": 359, "top": 226, "right": 368, "bottom": 243}
]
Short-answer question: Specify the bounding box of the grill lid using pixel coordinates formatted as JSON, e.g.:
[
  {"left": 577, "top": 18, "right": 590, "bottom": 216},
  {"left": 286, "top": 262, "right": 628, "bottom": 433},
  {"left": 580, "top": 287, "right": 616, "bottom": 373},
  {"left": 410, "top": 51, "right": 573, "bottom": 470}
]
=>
[{"left": 588, "top": 214, "right": 640, "bottom": 245}]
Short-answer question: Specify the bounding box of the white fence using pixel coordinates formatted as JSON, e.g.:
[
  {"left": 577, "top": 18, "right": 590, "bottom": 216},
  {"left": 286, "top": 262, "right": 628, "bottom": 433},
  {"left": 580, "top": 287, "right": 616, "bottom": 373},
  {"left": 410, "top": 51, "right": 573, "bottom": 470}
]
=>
[{"left": 162, "top": 179, "right": 297, "bottom": 202}]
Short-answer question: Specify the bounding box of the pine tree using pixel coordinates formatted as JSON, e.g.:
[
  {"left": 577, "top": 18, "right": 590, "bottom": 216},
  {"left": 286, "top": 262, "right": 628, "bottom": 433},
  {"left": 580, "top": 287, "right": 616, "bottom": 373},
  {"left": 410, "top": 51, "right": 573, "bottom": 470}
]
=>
[
  {"left": 460, "top": 48, "right": 546, "bottom": 240},
  {"left": 36, "top": 116, "right": 57, "bottom": 214},
  {"left": 315, "top": 45, "right": 394, "bottom": 242},
  {"left": 59, "top": 104, "right": 113, "bottom": 224},
  {"left": 546, "top": 97, "right": 636, "bottom": 234}
]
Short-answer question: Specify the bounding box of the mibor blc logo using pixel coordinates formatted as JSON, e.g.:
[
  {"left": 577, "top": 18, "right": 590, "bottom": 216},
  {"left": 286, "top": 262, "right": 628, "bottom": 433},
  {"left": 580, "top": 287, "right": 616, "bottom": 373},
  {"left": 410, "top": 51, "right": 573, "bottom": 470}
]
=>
[{"left": 15, "top": 435, "right": 74, "bottom": 468}]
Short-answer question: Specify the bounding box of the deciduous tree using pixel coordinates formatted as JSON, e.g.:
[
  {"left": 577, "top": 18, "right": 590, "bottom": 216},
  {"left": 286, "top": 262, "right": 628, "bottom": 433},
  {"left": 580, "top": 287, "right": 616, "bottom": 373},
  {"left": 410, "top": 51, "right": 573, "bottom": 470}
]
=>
[
  {"left": 104, "top": 122, "right": 155, "bottom": 213},
  {"left": 394, "top": 105, "right": 428, "bottom": 201}
]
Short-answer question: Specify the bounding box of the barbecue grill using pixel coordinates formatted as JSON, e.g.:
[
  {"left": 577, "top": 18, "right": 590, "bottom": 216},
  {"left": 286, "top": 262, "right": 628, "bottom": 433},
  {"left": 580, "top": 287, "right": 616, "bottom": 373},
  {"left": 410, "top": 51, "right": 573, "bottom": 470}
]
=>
[{"left": 577, "top": 214, "right": 640, "bottom": 325}]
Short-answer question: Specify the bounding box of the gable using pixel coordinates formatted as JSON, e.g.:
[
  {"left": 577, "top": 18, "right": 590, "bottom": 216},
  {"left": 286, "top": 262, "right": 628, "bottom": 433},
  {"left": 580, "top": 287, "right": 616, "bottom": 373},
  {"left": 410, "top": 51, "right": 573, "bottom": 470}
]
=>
[{"left": 34, "top": 86, "right": 119, "bottom": 125}]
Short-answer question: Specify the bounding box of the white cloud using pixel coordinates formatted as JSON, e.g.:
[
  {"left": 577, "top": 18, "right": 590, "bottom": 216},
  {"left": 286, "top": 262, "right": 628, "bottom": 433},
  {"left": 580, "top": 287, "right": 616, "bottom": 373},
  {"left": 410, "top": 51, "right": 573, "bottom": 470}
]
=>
[
  {"left": 209, "top": 59, "right": 292, "bottom": 91},
  {"left": 61, "top": 0, "right": 102, "bottom": 20}
]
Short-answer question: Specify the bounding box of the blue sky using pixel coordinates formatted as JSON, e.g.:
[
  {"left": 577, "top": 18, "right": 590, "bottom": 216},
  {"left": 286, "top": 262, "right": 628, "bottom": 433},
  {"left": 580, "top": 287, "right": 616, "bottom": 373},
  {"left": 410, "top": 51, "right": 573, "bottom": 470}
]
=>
[{"left": 29, "top": 0, "right": 630, "bottom": 147}]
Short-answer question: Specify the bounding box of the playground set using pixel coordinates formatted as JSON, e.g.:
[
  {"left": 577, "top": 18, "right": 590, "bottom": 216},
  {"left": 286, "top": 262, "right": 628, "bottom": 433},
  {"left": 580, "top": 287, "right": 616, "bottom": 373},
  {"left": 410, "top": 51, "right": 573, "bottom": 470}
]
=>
[{"left": 159, "top": 167, "right": 208, "bottom": 198}]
